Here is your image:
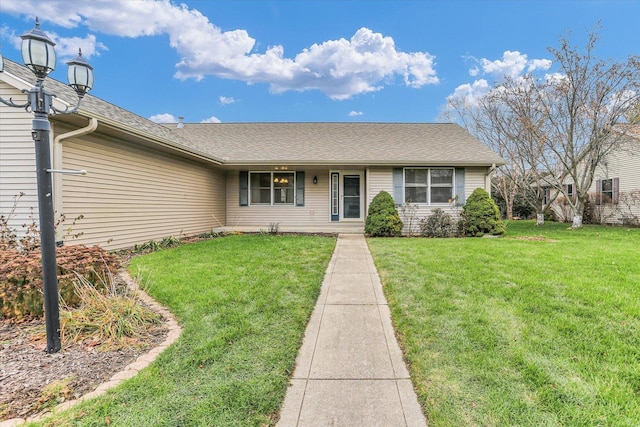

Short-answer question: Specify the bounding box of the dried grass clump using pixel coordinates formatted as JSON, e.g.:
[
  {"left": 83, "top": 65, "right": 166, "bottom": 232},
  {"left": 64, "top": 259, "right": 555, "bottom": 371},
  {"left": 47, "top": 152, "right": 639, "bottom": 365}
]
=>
[{"left": 61, "top": 272, "right": 162, "bottom": 350}]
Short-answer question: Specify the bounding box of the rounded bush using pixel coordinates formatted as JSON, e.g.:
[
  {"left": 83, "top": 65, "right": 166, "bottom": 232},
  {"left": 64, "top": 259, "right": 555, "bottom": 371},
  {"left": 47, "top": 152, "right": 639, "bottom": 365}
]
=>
[
  {"left": 365, "top": 191, "right": 403, "bottom": 237},
  {"left": 420, "top": 208, "right": 456, "bottom": 238},
  {"left": 461, "top": 188, "right": 506, "bottom": 237}
]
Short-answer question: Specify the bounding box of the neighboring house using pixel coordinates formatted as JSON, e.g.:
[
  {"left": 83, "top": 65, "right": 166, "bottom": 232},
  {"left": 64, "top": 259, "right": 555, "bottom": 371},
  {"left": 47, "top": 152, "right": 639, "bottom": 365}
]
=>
[
  {"left": 1, "top": 59, "right": 504, "bottom": 249},
  {"left": 550, "top": 128, "right": 640, "bottom": 225},
  {"left": 586, "top": 128, "right": 639, "bottom": 224}
]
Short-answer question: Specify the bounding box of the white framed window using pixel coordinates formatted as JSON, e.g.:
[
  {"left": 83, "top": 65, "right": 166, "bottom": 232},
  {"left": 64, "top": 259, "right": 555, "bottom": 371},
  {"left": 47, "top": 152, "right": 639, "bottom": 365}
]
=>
[
  {"left": 404, "top": 168, "right": 454, "bottom": 204},
  {"left": 249, "top": 171, "right": 295, "bottom": 205}
]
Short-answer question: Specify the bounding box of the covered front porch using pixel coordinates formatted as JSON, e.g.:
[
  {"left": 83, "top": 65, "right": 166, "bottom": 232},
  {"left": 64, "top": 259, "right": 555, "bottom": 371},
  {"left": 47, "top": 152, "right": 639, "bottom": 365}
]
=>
[{"left": 223, "top": 168, "right": 369, "bottom": 233}]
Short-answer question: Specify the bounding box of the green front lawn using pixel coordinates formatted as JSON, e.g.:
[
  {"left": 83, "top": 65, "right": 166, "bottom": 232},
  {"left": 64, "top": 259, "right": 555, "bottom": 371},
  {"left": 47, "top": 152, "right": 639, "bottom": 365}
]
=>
[
  {"left": 35, "top": 234, "right": 336, "bottom": 426},
  {"left": 368, "top": 221, "right": 640, "bottom": 426}
]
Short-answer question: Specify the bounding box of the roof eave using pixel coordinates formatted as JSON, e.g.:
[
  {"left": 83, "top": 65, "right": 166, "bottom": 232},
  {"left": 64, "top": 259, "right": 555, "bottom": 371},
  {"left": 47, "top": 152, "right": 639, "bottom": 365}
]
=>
[
  {"left": 220, "top": 159, "right": 506, "bottom": 167},
  {"left": 70, "top": 110, "right": 225, "bottom": 165}
]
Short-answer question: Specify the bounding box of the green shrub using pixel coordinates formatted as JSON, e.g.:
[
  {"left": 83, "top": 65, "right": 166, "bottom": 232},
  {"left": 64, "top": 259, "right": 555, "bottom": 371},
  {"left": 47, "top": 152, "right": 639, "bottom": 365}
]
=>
[
  {"left": 420, "top": 208, "right": 456, "bottom": 238},
  {"left": 461, "top": 188, "right": 506, "bottom": 237},
  {"left": 0, "top": 245, "right": 120, "bottom": 320},
  {"left": 365, "top": 191, "right": 404, "bottom": 237}
]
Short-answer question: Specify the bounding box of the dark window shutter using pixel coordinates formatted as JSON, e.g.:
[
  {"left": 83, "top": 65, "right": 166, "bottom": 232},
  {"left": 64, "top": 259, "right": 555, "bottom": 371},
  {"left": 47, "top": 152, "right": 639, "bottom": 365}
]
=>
[
  {"left": 595, "top": 179, "right": 602, "bottom": 205},
  {"left": 239, "top": 171, "right": 248, "bottom": 206},
  {"left": 296, "top": 171, "right": 305, "bottom": 206},
  {"left": 392, "top": 168, "right": 403, "bottom": 206},
  {"left": 613, "top": 177, "right": 620, "bottom": 205},
  {"left": 455, "top": 168, "right": 466, "bottom": 205}
]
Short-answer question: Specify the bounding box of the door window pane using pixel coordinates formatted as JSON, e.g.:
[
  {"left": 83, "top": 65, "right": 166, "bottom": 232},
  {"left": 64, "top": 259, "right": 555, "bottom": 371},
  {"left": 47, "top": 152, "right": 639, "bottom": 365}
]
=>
[
  {"left": 343, "top": 176, "right": 361, "bottom": 218},
  {"left": 331, "top": 174, "right": 339, "bottom": 217}
]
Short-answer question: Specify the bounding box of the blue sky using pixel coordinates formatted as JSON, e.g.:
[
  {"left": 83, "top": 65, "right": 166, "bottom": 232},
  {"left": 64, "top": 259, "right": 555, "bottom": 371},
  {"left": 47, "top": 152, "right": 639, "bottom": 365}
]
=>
[{"left": 1, "top": 0, "right": 638, "bottom": 124}]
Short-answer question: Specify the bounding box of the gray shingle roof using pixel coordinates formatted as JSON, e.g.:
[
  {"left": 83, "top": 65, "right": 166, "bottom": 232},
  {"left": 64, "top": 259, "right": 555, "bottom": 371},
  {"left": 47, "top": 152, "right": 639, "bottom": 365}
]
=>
[
  {"left": 3, "top": 59, "right": 504, "bottom": 167},
  {"left": 168, "top": 122, "right": 505, "bottom": 166},
  {"left": 2, "top": 59, "right": 220, "bottom": 162}
]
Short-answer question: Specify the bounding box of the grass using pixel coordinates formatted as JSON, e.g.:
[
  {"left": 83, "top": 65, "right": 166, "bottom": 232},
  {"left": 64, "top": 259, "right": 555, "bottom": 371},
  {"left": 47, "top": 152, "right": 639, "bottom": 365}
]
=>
[
  {"left": 33, "top": 234, "right": 335, "bottom": 426},
  {"left": 367, "top": 221, "right": 640, "bottom": 427}
]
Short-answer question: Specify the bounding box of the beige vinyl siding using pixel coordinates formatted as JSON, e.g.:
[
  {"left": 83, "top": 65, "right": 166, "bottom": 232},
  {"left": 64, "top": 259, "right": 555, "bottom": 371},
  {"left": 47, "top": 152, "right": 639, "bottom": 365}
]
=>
[
  {"left": 225, "top": 170, "right": 365, "bottom": 231},
  {"left": 0, "top": 81, "right": 38, "bottom": 235},
  {"left": 368, "top": 167, "right": 490, "bottom": 233},
  {"left": 589, "top": 146, "right": 640, "bottom": 223},
  {"left": 60, "top": 134, "right": 225, "bottom": 250},
  {"left": 465, "top": 167, "right": 490, "bottom": 199},
  {"left": 367, "top": 167, "right": 393, "bottom": 206}
]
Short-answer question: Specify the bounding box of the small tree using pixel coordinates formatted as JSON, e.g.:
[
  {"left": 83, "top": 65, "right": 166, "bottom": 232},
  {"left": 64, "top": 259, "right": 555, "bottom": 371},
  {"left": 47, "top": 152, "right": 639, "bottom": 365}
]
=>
[
  {"left": 365, "top": 191, "right": 403, "bottom": 237},
  {"left": 461, "top": 188, "right": 506, "bottom": 237}
]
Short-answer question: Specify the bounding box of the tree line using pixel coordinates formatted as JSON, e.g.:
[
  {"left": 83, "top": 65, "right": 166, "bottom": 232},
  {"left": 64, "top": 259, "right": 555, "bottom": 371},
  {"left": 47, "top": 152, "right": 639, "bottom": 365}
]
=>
[{"left": 446, "top": 24, "right": 640, "bottom": 228}]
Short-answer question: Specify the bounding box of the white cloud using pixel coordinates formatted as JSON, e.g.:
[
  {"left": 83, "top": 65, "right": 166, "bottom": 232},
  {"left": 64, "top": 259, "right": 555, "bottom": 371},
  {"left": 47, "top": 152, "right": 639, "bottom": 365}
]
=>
[
  {"left": 50, "top": 33, "right": 108, "bottom": 59},
  {"left": 201, "top": 115, "right": 221, "bottom": 123},
  {"left": 219, "top": 96, "right": 235, "bottom": 105},
  {"left": 528, "top": 58, "right": 552, "bottom": 73},
  {"left": 473, "top": 51, "right": 552, "bottom": 82},
  {"left": 447, "top": 79, "right": 490, "bottom": 107},
  {"left": 149, "top": 113, "right": 178, "bottom": 123},
  {"left": 545, "top": 72, "right": 567, "bottom": 84},
  {"left": 478, "top": 51, "right": 529, "bottom": 79},
  {"left": 349, "top": 111, "right": 363, "bottom": 116},
  {"left": 1, "top": 0, "right": 439, "bottom": 100},
  {"left": 446, "top": 51, "right": 553, "bottom": 111},
  {"left": 1, "top": 24, "right": 106, "bottom": 60}
]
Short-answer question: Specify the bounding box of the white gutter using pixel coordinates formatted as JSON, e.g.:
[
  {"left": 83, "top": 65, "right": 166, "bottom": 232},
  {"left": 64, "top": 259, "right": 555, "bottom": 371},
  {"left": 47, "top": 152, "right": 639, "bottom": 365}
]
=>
[
  {"left": 485, "top": 163, "right": 498, "bottom": 196},
  {"left": 52, "top": 118, "right": 99, "bottom": 227}
]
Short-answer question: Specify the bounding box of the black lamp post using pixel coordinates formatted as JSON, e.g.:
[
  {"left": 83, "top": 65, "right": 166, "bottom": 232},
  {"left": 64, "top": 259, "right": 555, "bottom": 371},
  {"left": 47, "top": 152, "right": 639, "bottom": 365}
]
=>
[{"left": 0, "top": 18, "right": 94, "bottom": 354}]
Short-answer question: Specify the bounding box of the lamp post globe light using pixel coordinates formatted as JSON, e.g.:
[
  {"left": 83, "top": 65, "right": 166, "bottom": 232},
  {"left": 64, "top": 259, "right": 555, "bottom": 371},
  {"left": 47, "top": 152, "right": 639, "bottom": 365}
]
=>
[{"left": 0, "top": 18, "right": 94, "bottom": 354}]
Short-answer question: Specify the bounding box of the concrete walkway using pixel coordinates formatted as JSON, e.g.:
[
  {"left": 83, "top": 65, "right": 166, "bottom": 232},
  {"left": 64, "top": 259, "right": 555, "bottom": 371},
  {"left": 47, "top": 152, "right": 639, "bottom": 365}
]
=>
[{"left": 278, "top": 234, "right": 427, "bottom": 426}]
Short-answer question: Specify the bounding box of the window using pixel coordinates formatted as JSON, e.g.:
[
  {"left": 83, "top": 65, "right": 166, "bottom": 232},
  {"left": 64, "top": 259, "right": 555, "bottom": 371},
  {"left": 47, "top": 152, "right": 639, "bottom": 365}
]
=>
[
  {"left": 273, "top": 172, "right": 294, "bottom": 204},
  {"left": 249, "top": 172, "right": 295, "bottom": 205},
  {"left": 430, "top": 169, "right": 454, "bottom": 203},
  {"left": 404, "top": 168, "right": 454, "bottom": 204},
  {"left": 596, "top": 177, "right": 619, "bottom": 205},
  {"left": 404, "top": 169, "right": 428, "bottom": 203},
  {"left": 566, "top": 183, "right": 574, "bottom": 197},
  {"left": 601, "top": 178, "right": 613, "bottom": 204}
]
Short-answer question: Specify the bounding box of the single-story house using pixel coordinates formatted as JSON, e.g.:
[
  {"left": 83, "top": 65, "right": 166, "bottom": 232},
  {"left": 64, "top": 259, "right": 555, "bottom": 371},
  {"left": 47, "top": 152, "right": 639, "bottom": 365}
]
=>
[{"left": 1, "top": 58, "right": 504, "bottom": 250}]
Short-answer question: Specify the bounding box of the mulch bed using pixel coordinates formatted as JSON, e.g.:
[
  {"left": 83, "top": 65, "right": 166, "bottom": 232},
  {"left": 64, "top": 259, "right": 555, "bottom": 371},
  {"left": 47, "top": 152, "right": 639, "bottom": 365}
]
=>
[{"left": 0, "top": 318, "right": 168, "bottom": 422}]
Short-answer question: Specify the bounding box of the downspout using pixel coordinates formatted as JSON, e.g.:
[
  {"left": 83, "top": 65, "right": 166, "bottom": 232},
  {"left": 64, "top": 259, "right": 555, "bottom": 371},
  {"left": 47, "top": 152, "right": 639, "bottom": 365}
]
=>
[
  {"left": 52, "top": 118, "right": 98, "bottom": 240},
  {"left": 485, "top": 163, "right": 497, "bottom": 197}
]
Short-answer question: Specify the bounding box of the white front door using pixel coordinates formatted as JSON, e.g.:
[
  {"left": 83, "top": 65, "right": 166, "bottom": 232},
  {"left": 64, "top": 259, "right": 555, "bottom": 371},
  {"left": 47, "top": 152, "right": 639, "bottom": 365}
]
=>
[{"left": 330, "top": 172, "right": 364, "bottom": 221}]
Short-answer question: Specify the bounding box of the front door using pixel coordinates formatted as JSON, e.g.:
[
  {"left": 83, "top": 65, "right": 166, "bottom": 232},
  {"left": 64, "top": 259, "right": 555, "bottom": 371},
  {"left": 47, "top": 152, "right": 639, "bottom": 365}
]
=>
[{"left": 330, "top": 172, "right": 363, "bottom": 221}]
